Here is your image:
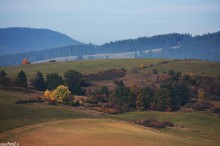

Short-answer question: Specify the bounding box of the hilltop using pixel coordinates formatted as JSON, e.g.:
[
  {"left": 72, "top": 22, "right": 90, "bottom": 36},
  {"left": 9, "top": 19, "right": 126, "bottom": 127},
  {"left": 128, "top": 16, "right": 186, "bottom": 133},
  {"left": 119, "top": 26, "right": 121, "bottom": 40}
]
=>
[
  {"left": 0, "top": 31, "right": 220, "bottom": 66},
  {"left": 0, "top": 27, "right": 82, "bottom": 55}
]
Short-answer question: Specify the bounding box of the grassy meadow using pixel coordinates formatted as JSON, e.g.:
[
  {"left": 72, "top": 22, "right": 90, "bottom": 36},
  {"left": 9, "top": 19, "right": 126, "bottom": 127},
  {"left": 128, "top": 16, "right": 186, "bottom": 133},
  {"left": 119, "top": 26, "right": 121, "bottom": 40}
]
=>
[
  {"left": 1, "top": 58, "right": 220, "bottom": 146},
  {"left": 0, "top": 88, "right": 220, "bottom": 146},
  {"left": 1, "top": 58, "right": 220, "bottom": 79},
  {"left": 0, "top": 89, "right": 93, "bottom": 133}
]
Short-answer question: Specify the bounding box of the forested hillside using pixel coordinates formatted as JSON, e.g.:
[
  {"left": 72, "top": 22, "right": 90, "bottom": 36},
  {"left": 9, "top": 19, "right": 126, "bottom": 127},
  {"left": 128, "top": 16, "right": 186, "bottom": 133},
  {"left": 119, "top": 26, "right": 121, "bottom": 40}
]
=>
[
  {"left": 0, "top": 32, "right": 219, "bottom": 66},
  {"left": 0, "top": 27, "right": 82, "bottom": 55}
]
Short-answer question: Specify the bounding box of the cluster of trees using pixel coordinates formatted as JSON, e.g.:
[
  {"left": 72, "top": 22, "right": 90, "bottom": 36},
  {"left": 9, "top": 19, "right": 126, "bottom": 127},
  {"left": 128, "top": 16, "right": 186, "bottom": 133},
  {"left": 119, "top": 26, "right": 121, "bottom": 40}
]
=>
[
  {"left": 108, "top": 80, "right": 191, "bottom": 112},
  {"left": 1, "top": 32, "right": 220, "bottom": 66},
  {"left": 31, "top": 70, "right": 85, "bottom": 96},
  {"left": 1, "top": 68, "right": 220, "bottom": 113},
  {"left": 84, "top": 70, "right": 220, "bottom": 112},
  {"left": 0, "top": 70, "right": 85, "bottom": 96}
]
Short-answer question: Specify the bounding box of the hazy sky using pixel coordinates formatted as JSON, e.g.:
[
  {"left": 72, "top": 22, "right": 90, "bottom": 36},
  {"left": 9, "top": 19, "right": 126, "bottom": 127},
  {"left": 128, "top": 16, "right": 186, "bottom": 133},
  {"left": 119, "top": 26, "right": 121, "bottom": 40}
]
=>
[{"left": 0, "top": 0, "right": 220, "bottom": 44}]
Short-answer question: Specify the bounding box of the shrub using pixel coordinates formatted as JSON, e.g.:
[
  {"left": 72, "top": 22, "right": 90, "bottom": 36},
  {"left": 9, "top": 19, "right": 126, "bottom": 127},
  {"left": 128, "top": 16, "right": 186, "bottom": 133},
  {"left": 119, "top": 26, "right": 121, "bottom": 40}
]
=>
[
  {"left": 85, "top": 95, "right": 107, "bottom": 104},
  {"left": 135, "top": 119, "right": 174, "bottom": 129},
  {"left": 113, "top": 79, "right": 119, "bottom": 85},
  {"left": 152, "top": 69, "right": 158, "bottom": 75},
  {"left": 211, "top": 107, "right": 220, "bottom": 114},
  {"left": 44, "top": 90, "right": 51, "bottom": 100},
  {"left": 191, "top": 101, "right": 211, "bottom": 111},
  {"left": 0, "top": 76, "right": 11, "bottom": 87},
  {"left": 51, "top": 85, "right": 74, "bottom": 104},
  {"left": 16, "top": 97, "right": 44, "bottom": 104},
  {"left": 168, "top": 70, "right": 175, "bottom": 76},
  {"left": 85, "top": 69, "right": 126, "bottom": 81}
]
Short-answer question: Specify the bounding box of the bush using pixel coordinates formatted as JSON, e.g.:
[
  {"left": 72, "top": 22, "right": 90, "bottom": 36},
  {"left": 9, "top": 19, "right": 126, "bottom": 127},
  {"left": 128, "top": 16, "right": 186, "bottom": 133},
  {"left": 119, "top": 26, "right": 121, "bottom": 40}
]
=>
[
  {"left": 44, "top": 90, "right": 51, "bottom": 100},
  {"left": 16, "top": 97, "right": 44, "bottom": 104},
  {"left": 85, "top": 95, "right": 107, "bottom": 104},
  {"left": 211, "top": 107, "right": 220, "bottom": 114},
  {"left": 191, "top": 101, "right": 211, "bottom": 111},
  {"left": 66, "top": 100, "right": 80, "bottom": 106},
  {"left": 85, "top": 69, "right": 126, "bottom": 81},
  {"left": 152, "top": 69, "right": 158, "bottom": 75},
  {"left": 0, "top": 76, "right": 12, "bottom": 87},
  {"left": 168, "top": 70, "right": 175, "bottom": 76},
  {"left": 135, "top": 119, "right": 174, "bottom": 129},
  {"left": 51, "top": 85, "right": 74, "bottom": 104}
]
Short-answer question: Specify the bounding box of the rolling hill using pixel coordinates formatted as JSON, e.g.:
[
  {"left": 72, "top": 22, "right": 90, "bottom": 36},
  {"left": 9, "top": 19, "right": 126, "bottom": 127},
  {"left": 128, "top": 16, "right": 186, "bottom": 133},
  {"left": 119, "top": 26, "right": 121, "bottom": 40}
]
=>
[
  {"left": 0, "top": 31, "right": 220, "bottom": 66},
  {"left": 1, "top": 58, "right": 220, "bottom": 79},
  {"left": 0, "top": 27, "right": 82, "bottom": 55}
]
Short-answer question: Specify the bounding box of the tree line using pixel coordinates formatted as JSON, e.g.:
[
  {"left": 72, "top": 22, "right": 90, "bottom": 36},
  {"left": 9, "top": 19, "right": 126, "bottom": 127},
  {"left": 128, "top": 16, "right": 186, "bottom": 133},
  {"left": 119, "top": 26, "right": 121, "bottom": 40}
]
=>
[
  {"left": 1, "top": 32, "right": 219, "bottom": 66},
  {"left": 1, "top": 68, "right": 220, "bottom": 113}
]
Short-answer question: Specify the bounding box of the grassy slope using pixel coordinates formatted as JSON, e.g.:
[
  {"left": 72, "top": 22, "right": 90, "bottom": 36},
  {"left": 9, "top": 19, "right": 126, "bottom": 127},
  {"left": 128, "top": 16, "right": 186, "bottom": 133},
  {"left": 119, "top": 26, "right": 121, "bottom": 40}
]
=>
[
  {"left": 0, "top": 59, "right": 166, "bottom": 78},
  {"left": 1, "top": 58, "right": 220, "bottom": 79},
  {"left": 0, "top": 89, "right": 93, "bottom": 133},
  {"left": 105, "top": 111, "right": 220, "bottom": 145},
  {"left": 0, "top": 89, "right": 219, "bottom": 145},
  {"left": 0, "top": 119, "right": 212, "bottom": 146}
]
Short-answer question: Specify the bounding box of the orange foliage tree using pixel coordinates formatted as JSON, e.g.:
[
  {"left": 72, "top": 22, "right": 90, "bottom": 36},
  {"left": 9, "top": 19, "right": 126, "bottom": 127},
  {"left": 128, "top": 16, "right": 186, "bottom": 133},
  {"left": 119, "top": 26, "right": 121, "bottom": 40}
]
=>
[{"left": 22, "top": 58, "right": 30, "bottom": 64}]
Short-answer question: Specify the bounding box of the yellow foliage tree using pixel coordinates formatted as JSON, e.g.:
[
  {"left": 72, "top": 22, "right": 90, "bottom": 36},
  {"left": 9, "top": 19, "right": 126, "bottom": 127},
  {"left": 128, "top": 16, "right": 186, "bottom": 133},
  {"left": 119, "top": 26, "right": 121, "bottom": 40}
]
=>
[
  {"left": 44, "top": 90, "right": 51, "bottom": 100},
  {"left": 51, "top": 85, "right": 73, "bottom": 103}
]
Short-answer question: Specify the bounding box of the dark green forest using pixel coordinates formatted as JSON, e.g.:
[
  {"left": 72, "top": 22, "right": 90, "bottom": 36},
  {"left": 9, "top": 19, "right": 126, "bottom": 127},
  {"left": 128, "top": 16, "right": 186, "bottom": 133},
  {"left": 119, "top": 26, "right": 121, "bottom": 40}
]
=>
[{"left": 0, "top": 32, "right": 220, "bottom": 66}]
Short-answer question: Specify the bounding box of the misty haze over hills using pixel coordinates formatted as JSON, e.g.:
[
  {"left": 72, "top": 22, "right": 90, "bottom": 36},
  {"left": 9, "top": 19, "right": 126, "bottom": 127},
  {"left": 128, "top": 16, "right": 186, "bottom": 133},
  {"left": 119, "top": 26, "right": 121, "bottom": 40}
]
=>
[
  {"left": 0, "top": 27, "right": 82, "bottom": 55},
  {"left": 0, "top": 27, "right": 220, "bottom": 66}
]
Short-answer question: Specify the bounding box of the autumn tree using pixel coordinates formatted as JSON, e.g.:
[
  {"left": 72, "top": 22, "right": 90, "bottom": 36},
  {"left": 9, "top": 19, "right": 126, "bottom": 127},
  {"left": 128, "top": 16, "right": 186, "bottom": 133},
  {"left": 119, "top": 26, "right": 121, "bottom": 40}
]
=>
[
  {"left": 22, "top": 58, "right": 30, "bottom": 64},
  {"left": 44, "top": 90, "right": 51, "bottom": 100},
  {"left": 50, "top": 85, "right": 74, "bottom": 104},
  {"left": 16, "top": 70, "right": 27, "bottom": 88},
  {"left": 33, "top": 71, "right": 46, "bottom": 91}
]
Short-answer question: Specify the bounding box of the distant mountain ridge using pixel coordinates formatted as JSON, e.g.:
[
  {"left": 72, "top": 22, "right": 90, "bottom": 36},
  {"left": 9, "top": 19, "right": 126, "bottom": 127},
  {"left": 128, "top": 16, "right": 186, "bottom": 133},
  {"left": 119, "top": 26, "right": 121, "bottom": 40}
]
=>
[
  {"left": 0, "top": 27, "right": 82, "bottom": 55},
  {"left": 0, "top": 31, "right": 220, "bottom": 66}
]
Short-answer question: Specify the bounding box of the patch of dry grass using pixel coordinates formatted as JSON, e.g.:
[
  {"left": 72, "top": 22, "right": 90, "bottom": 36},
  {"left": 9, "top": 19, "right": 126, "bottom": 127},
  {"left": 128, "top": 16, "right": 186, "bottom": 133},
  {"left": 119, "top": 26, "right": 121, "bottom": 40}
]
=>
[{"left": 0, "top": 119, "right": 213, "bottom": 146}]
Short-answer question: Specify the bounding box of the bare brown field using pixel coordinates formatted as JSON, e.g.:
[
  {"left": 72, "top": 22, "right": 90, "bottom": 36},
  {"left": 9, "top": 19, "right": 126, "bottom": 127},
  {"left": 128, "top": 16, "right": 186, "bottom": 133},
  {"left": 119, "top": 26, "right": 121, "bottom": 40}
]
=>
[{"left": 0, "top": 118, "right": 214, "bottom": 146}]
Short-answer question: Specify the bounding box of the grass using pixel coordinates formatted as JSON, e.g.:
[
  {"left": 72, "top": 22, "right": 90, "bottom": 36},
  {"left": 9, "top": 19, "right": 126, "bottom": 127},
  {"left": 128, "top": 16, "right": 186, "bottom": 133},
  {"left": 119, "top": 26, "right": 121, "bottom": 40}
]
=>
[
  {"left": 0, "top": 89, "right": 219, "bottom": 145},
  {"left": 1, "top": 58, "right": 219, "bottom": 79},
  {"left": 142, "top": 60, "right": 220, "bottom": 77},
  {"left": 0, "top": 119, "right": 214, "bottom": 146},
  {"left": 0, "top": 58, "right": 166, "bottom": 78},
  {"left": 0, "top": 89, "right": 93, "bottom": 133},
  {"left": 105, "top": 111, "right": 220, "bottom": 144}
]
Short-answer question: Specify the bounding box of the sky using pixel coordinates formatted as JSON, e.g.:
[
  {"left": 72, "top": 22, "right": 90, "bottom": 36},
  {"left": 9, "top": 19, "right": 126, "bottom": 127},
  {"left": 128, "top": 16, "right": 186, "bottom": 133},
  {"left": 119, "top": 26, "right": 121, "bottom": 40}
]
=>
[{"left": 0, "top": 0, "right": 220, "bottom": 44}]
